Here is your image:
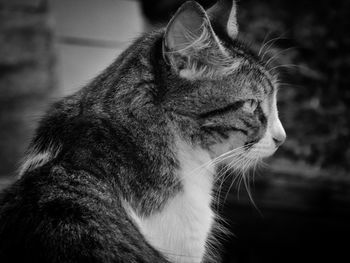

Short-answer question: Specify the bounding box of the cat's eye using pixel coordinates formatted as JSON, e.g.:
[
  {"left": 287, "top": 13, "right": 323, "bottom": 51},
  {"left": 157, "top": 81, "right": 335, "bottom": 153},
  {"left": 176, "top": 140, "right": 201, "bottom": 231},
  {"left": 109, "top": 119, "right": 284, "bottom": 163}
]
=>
[{"left": 242, "top": 99, "right": 258, "bottom": 113}]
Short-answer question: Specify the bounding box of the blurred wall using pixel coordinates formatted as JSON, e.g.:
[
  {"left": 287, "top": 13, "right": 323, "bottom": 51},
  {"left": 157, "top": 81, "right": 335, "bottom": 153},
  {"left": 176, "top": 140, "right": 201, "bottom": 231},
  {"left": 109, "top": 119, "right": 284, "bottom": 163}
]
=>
[
  {"left": 0, "top": 0, "right": 143, "bottom": 180},
  {"left": 0, "top": 0, "right": 56, "bottom": 179},
  {"left": 52, "top": 0, "right": 143, "bottom": 95}
]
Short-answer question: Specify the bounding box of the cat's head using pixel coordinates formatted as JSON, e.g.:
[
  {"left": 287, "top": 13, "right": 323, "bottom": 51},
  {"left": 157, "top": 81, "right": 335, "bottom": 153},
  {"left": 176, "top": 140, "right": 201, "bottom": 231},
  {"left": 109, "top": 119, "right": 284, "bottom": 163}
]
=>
[{"left": 161, "top": 0, "right": 286, "bottom": 167}]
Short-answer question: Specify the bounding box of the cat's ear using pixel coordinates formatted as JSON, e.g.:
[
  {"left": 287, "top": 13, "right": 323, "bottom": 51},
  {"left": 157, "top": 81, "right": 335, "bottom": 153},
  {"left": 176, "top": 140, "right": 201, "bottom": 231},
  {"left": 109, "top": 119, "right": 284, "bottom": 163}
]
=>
[
  {"left": 207, "top": 0, "right": 238, "bottom": 40},
  {"left": 163, "top": 1, "right": 227, "bottom": 79}
]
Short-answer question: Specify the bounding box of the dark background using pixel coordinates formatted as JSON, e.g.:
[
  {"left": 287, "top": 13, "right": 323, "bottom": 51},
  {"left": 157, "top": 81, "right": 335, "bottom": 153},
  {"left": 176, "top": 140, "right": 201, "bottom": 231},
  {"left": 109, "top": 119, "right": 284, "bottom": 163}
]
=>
[{"left": 1, "top": 0, "right": 349, "bottom": 262}]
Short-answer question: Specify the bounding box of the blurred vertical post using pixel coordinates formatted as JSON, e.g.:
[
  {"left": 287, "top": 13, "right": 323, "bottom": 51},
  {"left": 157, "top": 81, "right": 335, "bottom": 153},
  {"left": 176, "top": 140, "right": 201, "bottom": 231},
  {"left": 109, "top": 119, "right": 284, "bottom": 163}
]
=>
[{"left": 0, "top": 0, "right": 56, "bottom": 181}]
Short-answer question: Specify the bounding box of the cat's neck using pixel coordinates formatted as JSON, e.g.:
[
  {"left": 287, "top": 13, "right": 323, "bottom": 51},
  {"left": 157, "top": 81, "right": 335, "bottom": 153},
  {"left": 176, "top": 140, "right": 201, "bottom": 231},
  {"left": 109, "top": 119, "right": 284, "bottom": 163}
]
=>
[{"left": 126, "top": 139, "right": 215, "bottom": 263}]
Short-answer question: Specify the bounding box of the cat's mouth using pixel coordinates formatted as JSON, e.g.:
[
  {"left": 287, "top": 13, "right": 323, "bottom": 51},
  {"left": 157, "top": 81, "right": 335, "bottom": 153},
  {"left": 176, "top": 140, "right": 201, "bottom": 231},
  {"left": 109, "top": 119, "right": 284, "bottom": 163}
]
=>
[{"left": 208, "top": 134, "right": 283, "bottom": 173}]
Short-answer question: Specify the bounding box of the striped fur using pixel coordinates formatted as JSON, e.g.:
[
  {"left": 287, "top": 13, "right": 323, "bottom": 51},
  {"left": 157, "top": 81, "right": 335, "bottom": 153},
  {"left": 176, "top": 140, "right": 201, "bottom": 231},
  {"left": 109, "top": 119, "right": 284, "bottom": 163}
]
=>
[{"left": 0, "top": 1, "right": 285, "bottom": 263}]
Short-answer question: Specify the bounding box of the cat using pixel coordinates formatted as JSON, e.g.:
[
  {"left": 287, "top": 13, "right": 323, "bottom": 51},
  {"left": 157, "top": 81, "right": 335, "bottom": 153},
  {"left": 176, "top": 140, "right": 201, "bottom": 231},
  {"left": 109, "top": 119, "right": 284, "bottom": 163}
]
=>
[{"left": 0, "top": 0, "right": 286, "bottom": 263}]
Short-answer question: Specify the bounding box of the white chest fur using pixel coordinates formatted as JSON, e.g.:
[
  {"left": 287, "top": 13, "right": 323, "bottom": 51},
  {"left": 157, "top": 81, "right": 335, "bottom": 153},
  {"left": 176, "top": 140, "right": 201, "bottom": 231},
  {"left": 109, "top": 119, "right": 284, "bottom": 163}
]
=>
[{"left": 128, "top": 142, "right": 215, "bottom": 263}]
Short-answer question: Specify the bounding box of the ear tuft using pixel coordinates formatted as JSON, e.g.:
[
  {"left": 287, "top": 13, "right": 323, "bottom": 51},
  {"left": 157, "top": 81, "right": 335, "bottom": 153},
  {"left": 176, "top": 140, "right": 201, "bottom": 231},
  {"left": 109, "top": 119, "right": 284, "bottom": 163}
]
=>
[
  {"left": 164, "top": 1, "right": 208, "bottom": 52},
  {"left": 163, "top": 1, "right": 231, "bottom": 80}
]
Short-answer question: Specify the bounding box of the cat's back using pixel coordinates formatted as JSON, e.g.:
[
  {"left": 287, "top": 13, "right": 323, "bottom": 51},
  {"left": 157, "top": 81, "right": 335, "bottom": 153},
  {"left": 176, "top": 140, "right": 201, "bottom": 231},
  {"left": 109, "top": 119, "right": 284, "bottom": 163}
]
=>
[
  {"left": 0, "top": 163, "right": 166, "bottom": 263},
  {"left": 0, "top": 31, "right": 168, "bottom": 263}
]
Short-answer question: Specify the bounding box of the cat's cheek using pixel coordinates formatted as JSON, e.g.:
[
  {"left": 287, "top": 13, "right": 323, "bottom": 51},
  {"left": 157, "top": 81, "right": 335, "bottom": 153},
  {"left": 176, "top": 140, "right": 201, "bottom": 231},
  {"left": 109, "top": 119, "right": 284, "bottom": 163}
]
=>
[{"left": 207, "top": 132, "right": 245, "bottom": 159}]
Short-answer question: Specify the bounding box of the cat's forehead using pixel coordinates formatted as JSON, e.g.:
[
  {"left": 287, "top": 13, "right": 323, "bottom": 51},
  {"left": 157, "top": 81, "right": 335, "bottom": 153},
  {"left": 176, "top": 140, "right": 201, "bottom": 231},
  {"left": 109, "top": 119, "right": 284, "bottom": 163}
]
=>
[
  {"left": 221, "top": 39, "right": 277, "bottom": 95},
  {"left": 205, "top": 62, "right": 276, "bottom": 101},
  {"left": 197, "top": 43, "right": 277, "bottom": 97}
]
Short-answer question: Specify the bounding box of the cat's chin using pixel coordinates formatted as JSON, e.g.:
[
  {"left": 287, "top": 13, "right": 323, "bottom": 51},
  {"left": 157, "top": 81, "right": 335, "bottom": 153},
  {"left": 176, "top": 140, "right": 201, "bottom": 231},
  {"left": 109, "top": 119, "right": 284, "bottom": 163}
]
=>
[
  {"left": 250, "top": 147, "right": 277, "bottom": 159},
  {"left": 248, "top": 141, "right": 280, "bottom": 159}
]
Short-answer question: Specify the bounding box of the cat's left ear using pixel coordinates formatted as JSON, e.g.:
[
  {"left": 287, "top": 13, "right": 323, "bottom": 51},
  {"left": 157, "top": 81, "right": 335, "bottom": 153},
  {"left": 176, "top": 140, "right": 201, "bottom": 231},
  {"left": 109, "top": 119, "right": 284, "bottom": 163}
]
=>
[{"left": 163, "top": 1, "right": 228, "bottom": 79}]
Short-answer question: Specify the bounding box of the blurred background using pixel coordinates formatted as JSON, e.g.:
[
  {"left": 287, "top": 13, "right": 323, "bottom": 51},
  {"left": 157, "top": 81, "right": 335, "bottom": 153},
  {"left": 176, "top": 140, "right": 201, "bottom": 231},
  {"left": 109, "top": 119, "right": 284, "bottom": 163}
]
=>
[{"left": 0, "top": 0, "right": 349, "bottom": 262}]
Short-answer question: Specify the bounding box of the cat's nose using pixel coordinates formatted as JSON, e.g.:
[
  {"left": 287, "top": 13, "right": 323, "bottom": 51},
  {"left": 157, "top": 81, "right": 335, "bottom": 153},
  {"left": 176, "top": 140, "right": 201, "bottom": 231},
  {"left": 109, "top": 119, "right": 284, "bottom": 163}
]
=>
[{"left": 272, "top": 119, "right": 286, "bottom": 147}]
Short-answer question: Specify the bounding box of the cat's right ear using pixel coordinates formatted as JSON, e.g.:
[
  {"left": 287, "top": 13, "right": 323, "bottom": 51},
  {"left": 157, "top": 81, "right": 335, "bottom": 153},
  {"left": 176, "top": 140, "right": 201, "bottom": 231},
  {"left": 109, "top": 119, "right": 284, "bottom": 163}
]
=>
[{"left": 163, "top": 1, "right": 227, "bottom": 80}]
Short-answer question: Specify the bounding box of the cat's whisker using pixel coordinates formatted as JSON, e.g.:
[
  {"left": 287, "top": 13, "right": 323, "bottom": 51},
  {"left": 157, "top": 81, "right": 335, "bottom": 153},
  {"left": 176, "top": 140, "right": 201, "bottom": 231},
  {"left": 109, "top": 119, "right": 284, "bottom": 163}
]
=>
[
  {"left": 212, "top": 144, "right": 251, "bottom": 164},
  {"left": 258, "top": 30, "right": 272, "bottom": 56},
  {"left": 274, "top": 81, "right": 300, "bottom": 89},
  {"left": 242, "top": 155, "right": 259, "bottom": 206},
  {"left": 184, "top": 143, "right": 254, "bottom": 180},
  {"left": 213, "top": 154, "right": 242, "bottom": 209},
  {"left": 251, "top": 156, "right": 260, "bottom": 184},
  {"left": 236, "top": 154, "right": 253, "bottom": 200},
  {"left": 154, "top": 246, "right": 203, "bottom": 259},
  {"left": 249, "top": 158, "right": 264, "bottom": 216},
  {"left": 186, "top": 152, "right": 233, "bottom": 176},
  {"left": 259, "top": 159, "right": 270, "bottom": 169},
  {"left": 212, "top": 142, "right": 256, "bottom": 207},
  {"left": 215, "top": 153, "right": 248, "bottom": 209},
  {"left": 269, "top": 63, "right": 302, "bottom": 73},
  {"left": 221, "top": 164, "right": 243, "bottom": 205},
  {"left": 214, "top": 148, "right": 250, "bottom": 182},
  {"left": 233, "top": 157, "right": 250, "bottom": 200},
  {"left": 261, "top": 36, "right": 289, "bottom": 60},
  {"left": 174, "top": 144, "right": 251, "bottom": 194},
  {"left": 259, "top": 35, "right": 286, "bottom": 58},
  {"left": 265, "top": 47, "right": 296, "bottom": 66},
  {"left": 214, "top": 148, "right": 247, "bottom": 170},
  {"left": 213, "top": 154, "right": 244, "bottom": 208},
  {"left": 219, "top": 148, "right": 265, "bottom": 207}
]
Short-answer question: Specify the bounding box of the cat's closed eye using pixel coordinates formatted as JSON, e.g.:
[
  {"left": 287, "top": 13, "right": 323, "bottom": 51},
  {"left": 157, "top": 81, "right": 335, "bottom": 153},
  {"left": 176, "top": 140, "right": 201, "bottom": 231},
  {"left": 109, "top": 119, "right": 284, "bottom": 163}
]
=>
[{"left": 242, "top": 99, "right": 258, "bottom": 113}]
